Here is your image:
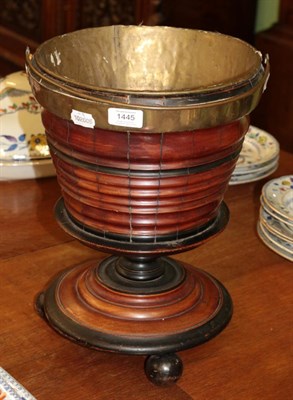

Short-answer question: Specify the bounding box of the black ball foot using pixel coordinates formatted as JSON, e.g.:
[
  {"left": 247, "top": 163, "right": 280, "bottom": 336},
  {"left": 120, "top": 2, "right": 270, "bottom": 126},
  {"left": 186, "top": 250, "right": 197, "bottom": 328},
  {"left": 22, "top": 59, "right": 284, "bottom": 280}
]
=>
[{"left": 144, "top": 353, "right": 183, "bottom": 386}]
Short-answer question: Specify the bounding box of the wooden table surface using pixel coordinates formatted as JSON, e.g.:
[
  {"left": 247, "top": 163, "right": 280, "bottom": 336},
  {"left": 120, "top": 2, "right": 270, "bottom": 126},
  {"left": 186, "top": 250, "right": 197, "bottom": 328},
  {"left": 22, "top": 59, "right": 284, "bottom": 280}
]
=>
[{"left": 0, "top": 150, "right": 292, "bottom": 400}]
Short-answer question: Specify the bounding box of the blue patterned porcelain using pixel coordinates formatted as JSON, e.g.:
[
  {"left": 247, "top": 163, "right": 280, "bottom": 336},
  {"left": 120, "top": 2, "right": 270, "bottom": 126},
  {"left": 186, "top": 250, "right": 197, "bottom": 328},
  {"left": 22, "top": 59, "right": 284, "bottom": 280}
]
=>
[
  {"left": 258, "top": 176, "right": 293, "bottom": 262},
  {"left": 230, "top": 125, "right": 279, "bottom": 185},
  {"left": 262, "top": 176, "right": 293, "bottom": 221},
  {"left": 229, "top": 160, "right": 278, "bottom": 185},
  {"left": 0, "top": 71, "right": 55, "bottom": 180},
  {"left": 260, "top": 206, "right": 293, "bottom": 243},
  {"left": 0, "top": 367, "right": 36, "bottom": 400},
  {"left": 235, "top": 125, "right": 279, "bottom": 170},
  {"left": 257, "top": 222, "right": 293, "bottom": 262}
]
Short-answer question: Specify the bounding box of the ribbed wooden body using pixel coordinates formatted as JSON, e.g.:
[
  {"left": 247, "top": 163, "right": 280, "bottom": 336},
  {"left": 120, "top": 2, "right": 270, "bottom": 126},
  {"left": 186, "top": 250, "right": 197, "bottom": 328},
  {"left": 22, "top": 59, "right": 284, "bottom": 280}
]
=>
[{"left": 43, "top": 111, "right": 248, "bottom": 241}]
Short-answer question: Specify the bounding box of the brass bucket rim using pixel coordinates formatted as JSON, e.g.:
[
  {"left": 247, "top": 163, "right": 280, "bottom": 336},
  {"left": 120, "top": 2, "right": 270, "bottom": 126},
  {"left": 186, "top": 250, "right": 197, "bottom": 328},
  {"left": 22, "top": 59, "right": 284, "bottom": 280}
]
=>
[
  {"left": 26, "top": 25, "right": 269, "bottom": 132},
  {"left": 31, "top": 25, "right": 264, "bottom": 96}
]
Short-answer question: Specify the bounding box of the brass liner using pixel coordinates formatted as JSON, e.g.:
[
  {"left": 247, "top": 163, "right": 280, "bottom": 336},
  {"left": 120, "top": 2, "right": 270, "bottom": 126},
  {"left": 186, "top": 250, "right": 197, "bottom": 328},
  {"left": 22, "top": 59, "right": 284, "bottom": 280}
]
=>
[{"left": 26, "top": 25, "right": 269, "bottom": 132}]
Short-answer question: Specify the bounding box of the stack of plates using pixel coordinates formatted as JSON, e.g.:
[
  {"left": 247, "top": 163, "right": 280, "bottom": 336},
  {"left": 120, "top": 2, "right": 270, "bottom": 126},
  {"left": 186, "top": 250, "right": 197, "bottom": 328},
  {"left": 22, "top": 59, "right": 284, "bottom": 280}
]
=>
[
  {"left": 258, "top": 175, "right": 293, "bottom": 262},
  {"left": 230, "top": 125, "right": 280, "bottom": 185}
]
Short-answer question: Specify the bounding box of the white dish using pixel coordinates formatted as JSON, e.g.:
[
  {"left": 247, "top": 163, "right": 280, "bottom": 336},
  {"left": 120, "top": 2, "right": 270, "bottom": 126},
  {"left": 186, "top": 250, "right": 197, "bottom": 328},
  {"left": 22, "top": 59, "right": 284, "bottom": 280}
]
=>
[
  {"left": 260, "top": 195, "right": 293, "bottom": 230},
  {"left": 229, "top": 162, "right": 278, "bottom": 185},
  {"left": 235, "top": 125, "right": 279, "bottom": 171},
  {"left": 257, "top": 221, "right": 293, "bottom": 262},
  {"left": 233, "top": 156, "right": 279, "bottom": 176},
  {"left": 260, "top": 206, "right": 293, "bottom": 243},
  {"left": 262, "top": 175, "right": 293, "bottom": 221},
  {"left": 258, "top": 219, "right": 293, "bottom": 255},
  {"left": 0, "top": 158, "right": 56, "bottom": 180},
  {"left": 0, "top": 71, "right": 55, "bottom": 180}
]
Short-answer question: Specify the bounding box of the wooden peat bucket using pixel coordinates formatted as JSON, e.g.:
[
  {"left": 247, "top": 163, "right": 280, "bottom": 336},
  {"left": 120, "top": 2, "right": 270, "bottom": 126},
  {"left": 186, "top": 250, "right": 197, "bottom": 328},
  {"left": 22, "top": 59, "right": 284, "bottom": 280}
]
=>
[{"left": 26, "top": 25, "right": 269, "bottom": 385}]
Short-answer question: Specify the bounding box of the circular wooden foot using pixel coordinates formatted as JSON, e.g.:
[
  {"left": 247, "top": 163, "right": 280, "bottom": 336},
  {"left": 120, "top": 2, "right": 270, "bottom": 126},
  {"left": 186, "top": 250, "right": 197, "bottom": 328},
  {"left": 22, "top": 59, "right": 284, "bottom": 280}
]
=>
[
  {"left": 39, "top": 255, "right": 232, "bottom": 355},
  {"left": 35, "top": 292, "right": 46, "bottom": 319},
  {"left": 145, "top": 353, "right": 183, "bottom": 386}
]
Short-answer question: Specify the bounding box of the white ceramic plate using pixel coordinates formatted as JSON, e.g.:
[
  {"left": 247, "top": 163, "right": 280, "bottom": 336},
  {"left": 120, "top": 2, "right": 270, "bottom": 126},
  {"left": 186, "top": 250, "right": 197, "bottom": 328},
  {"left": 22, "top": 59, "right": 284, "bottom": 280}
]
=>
[
  {"left": 233, "top": 156, "right": 279, "bottom": 176},
  {"left": 0, "top": 71, "right": 55, "bottom": 180},
  {"left": 259, "top": 219, "right": 293, "bottom": 254},
  {"left": 229, "top": 162, "right": 278, "bottom": 185},
  {"left": 260, "top": 195, "right": 293, "bottom": 231},
  {"left": 235, "top": 125, "right": 279, "bottom": 171},
  {"left": 262, "top": 175, "right": 293, "bottom": 221},
  {"left": 0, "top": 158, "right": 56, "bottom": 180},
  {"left": 259, "top": 206, "right": 293, "bottom": 243},
  {"left": 257, "top": 221, "right": 293, "bottom": 262}
]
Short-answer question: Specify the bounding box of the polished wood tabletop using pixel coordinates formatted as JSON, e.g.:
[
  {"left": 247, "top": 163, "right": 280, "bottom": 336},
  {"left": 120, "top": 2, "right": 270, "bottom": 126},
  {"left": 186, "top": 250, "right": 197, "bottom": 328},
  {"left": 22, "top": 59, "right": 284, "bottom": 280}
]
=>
[{"left": 0, "top": 150, "right": 292, "bottom": 400}]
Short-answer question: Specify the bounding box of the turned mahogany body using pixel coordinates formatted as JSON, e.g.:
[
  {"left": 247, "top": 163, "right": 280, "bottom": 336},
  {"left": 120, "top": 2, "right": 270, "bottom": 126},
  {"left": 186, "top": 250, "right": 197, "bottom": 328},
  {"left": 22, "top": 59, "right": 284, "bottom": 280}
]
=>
[{"left": 43, "top": 110, "right": 248, "bottom": 244}]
